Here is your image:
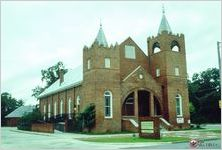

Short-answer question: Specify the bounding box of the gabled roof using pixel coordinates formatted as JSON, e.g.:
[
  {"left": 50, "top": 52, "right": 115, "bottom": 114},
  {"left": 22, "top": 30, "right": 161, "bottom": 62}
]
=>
[
  {"left": 38, "top": 65, "right": 83, "bottom": 98},
  {"left": 5, "top": 105, "right": 35, "bottom": 118},
  {"left": 94, "top": 24, "right": 108, "bottom": 47},
  {"left": 158, "top": 7, "right": 172, "bottom": 34}
]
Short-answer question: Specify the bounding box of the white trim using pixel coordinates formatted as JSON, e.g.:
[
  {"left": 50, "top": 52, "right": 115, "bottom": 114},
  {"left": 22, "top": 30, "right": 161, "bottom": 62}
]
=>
[
  {"left": 176, "top": 94, "right": 183, "bottom": 117},
  {"left": 123, "top": 65, "right": 141, "bottom": 82},
  {"left": 104, "top": 91, "right": 113, "bottom": 119},
  {"left": 43, "top": 104, "right": 46, "bottom": 120}
]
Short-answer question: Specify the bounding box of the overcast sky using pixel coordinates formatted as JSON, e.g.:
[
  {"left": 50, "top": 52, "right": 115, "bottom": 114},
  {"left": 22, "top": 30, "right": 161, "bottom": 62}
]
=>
[{"left": 1, "top": 1, "right": 221, "bottom": 105}]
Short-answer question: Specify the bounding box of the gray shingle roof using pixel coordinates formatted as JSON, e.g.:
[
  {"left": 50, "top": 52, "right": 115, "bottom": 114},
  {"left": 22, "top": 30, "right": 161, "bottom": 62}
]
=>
[
  {"left": 38, "top": 65, "right": 83, "bottom": 98},
  {"left": 5, "top": 105, "right": 35, "bottom": 118}
]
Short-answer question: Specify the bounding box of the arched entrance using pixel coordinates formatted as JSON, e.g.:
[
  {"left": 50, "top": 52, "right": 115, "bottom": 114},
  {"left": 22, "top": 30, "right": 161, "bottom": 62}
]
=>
[{"left": 122, "top": 90, "right": 161, "bottom": 117}]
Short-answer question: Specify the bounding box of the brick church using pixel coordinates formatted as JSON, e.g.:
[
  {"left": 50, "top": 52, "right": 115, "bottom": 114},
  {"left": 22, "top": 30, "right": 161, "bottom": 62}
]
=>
[{"left": 38, "top": 8, "right": 190, "bottom": 132}]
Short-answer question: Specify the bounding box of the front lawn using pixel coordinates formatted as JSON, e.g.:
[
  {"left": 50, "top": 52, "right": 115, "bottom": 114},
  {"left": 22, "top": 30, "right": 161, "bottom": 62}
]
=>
[{"left": 77, "top": 136, "right": 190, "bottom": 143}]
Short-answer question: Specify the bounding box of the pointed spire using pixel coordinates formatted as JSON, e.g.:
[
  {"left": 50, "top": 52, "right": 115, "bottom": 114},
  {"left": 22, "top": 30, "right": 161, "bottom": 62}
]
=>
[
  {"left": 158, "top": 5, "right": 172, "bottom": 34},
  {"left": 94, "top": 22, "right": 108, "bottom": 47}
]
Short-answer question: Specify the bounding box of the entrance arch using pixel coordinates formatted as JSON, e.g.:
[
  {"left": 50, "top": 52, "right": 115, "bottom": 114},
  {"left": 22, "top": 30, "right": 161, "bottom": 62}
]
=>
[{"left": 122, "top": 89, "right": 162, "bottom": 118}]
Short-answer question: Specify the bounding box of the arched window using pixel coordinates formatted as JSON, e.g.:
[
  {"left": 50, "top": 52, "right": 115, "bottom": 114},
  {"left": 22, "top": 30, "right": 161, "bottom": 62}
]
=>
[
  {"left": 104, "top": 91, "right": 113, "bottom": 118},
  {"left": 43, "top": 104, "right": 46, "bottom": 120},
  {"left": 122, "top": 92, "right": 134, "bottom": 116},
  {"left": 77, "top": 96, "right": 80, "bottom": 112},
  {"left": 175, "top": 94, "right": 183, "bottom": 117},
  {"left": 48, "top": 103, "right": 51, "bottom": 119},
  {"left": 68, "top": 98, "right": 72, "bottom": 119},
  {"left": 171, "top": 40, "right": 180, "bottom": 52},
  {"left": 54, "top": 101, "right": 57, "bottom": 118},
  {"left": 152, "top": 42, "right": 161, "bottom": 53},
  {"left": 60, "top": 100, "right": 63, "bottom": 116}
]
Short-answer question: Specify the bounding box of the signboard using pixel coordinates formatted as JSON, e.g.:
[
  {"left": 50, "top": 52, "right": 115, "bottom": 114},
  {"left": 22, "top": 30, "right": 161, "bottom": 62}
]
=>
[
  {"left": 139, "top": 117, "right": 160, "bottom": 139},
  {"left": 141, "top": 121, "right": 154, "bottom": 133},
  {"left": 177, "top": 117, "right": 184, "bottom": 124}
]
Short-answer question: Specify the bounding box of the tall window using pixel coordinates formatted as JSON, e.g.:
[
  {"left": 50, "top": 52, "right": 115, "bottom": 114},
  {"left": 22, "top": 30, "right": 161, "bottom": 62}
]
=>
[
  {"left": 104, "top": 91, "right": 113, "bottom": 118},
  {"left": 175, "top": 67, "right": 180, "bottom": 76},
  {"left": 176, "top": 94, "right": 183, "bottom": 117},
  {"left": 105, "top": 58, "right": 111, "bottom": 68},
  {"left": 77, "top": 96, "right": 80, "bottom": 112},
  {"left": 43, "top": 104, "right": 46, "bottom": 120},
  {"left": 68, "top": 98, "right": 72, "bottom": 119},
  {"left": 87, "top": 59, "right": 91, "bottom": 70},
  {"left": 125, "top": 45, "right": 136, "bottom": 59},
  {"left": 60, "top": 100, "right": 63, "bottom": 116},
  {"left": 156, "top": 68, "right": 160, "bottom": 77},
  {"left": 54, "top": 102, "right": 57, "bottom": 117},
  {"left": 48, "top": 103, "right": 51, "bottom": 119}
]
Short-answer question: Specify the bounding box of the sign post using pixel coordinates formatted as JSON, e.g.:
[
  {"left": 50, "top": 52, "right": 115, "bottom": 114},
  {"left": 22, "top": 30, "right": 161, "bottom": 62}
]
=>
[{"left": 139, "top": 116, "right": 160, "bottom": 139}]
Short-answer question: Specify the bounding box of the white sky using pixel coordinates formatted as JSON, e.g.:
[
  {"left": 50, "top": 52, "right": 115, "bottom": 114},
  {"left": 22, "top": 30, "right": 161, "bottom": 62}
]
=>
[{"left": 1, "top": 1, "right": 221, "bottom": 105}]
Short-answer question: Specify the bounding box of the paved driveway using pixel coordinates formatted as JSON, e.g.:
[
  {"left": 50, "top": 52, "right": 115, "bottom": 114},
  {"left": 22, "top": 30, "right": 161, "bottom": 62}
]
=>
[{"left": 0, "top": 127, "right": 161, "bottom": 150}]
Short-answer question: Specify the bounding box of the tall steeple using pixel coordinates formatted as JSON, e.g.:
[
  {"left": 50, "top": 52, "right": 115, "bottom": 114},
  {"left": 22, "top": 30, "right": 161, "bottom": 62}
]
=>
[
  {"left": 158, "top": 5, "right": 172, "bottom": 34},
  {"left": 94, "top": 22, "right": 108, "bottom": 47}
]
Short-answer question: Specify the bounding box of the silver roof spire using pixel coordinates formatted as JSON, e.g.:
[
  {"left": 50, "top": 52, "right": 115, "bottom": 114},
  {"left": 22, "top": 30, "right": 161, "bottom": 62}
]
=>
[
  {"left": 94, "top": 22, "right": 108, "bottom": 47},
  {"left": 158, "top": 5, "right": 172, "bottom": 34}
]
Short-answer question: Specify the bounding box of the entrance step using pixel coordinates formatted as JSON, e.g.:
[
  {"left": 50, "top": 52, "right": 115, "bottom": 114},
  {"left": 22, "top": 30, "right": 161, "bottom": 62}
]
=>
[
  {"left": 122, "top": 117, "right": 138, "bottom": 132},
  {"left": 159, "top": 117, "right": 173, "bottom": 131}
]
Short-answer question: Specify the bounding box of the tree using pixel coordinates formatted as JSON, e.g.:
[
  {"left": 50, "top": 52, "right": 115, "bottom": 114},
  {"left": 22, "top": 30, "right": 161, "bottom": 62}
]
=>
[
  {"left": 32, "top": 61, "right": 68, "bottom": 98},
  {"left": 188, "top": 68, "right": 221, "bottom": 124},
  {"left": 41, "top": 61, "right": 68, "bottom": 88},
  {"left": 1, "top": 92, "right": 24, "bottom": 126}
]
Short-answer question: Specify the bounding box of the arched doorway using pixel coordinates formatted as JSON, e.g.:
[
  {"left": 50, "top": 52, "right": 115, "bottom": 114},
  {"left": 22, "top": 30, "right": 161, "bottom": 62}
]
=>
[{"left": 122, "top": 89, "right": 161, "bottom": 118}]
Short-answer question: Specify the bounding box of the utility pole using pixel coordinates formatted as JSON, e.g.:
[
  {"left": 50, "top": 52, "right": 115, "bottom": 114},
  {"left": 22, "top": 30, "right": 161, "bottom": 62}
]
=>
[
  {"left": 217, "top": 41, "right": 221, "bottom": 79},
  {"left": 217, "top": 41, "right": 221, "bottom": 109}
]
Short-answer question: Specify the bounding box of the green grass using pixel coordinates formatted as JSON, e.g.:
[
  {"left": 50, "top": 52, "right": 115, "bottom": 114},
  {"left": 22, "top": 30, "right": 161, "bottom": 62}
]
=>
[
  {"left": 76, "top": 131, "right": 136, "bottom": 135},
  {"left": 78, "top": 136, "right": 190, "bottom": 143},
  {"left": 199, "top": 129, "right": 221, "bottom": 133}
]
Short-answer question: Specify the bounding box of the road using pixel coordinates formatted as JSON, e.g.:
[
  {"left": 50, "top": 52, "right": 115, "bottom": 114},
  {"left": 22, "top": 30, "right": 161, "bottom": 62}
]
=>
[{"left": 1, "top": 127, "right": 221, "bottom": 150}]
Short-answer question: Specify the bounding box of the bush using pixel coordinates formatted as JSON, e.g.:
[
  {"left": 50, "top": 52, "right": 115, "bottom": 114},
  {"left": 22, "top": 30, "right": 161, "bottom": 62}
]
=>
[
  {"left": 17, "top": 107, "right": 42, "bottom": 131},
  {"left": 74, "top": 103, "right": 95, "bottom": 132}
]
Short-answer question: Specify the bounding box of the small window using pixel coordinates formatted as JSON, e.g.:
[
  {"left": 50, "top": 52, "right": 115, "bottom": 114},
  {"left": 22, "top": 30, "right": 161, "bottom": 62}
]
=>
[
  {"left": 176, "top": 94, "right": 183, "bottom": 117},
  {"left": 48, "top": 103, "right": 51, "bottom": 119},
  {"left": 153, "top": 42, "right": 161, "bottom": 53},
  {"left": 105, "top": 58, "right": 111, "bottom": 68},
  {"left": 87, "top": 59, "right": 91, "bottom": 70},
  {"left": 125, "top": 45, "right": 136, "bottom": 59},
  {"left": 171, "top": 41, "right": 180, "bottom": 52},
  {"left": 156, "top": 68, "right": 160, "bottom": 77},
  {"left": 175, "top": 67, "right": 179, "bottom": 76},
  {"left": 104, "top": 91, "right": 113, "bottom": 118}
]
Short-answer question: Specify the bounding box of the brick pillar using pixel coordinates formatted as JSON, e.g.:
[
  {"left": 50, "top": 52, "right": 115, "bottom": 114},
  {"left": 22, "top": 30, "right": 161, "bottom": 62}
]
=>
[
  {"left": 150, "top": 92, "right": 154, "bottom": 116},
  {"left": 134, "top": 90, "right": 138, "bottom": 118}
]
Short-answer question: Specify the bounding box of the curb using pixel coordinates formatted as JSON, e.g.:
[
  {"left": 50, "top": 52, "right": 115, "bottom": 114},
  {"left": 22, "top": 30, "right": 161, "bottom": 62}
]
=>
[{"left": 10, "top": 129, "right": 52, "bottom": 136}]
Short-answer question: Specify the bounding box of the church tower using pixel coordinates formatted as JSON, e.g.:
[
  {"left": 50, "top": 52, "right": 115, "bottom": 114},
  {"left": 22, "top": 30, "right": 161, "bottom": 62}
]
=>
[
  {"left": 147, "top": 7, "right": 190, "bottom": 129},
  {"left": 82, "top": 23, "right": 121, "bottom": 132}
]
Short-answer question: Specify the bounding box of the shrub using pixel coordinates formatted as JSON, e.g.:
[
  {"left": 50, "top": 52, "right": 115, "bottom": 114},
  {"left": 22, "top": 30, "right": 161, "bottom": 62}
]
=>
[{"left": 17, "top": 107, "right": 42, "bottom": 131}]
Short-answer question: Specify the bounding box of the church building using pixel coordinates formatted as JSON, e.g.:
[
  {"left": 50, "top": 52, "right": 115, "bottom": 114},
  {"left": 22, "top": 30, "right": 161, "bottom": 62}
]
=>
[{"left": 38, "top": 8, "right": 190, "bottom": 132}]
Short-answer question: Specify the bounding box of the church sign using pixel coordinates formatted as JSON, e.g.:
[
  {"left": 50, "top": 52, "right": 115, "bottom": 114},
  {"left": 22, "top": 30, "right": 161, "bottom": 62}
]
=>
[{"left": 139, "top": 117, "right": 160, "bottom": 139}]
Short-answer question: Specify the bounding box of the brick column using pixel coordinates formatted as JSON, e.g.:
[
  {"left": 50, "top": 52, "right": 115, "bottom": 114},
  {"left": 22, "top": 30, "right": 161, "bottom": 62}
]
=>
[
  {"left": 134, "top": 90, "right": 138, "bottom": 118},
  {"left": 150, "top": 92, "right": 154, "bottom": 116}
]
